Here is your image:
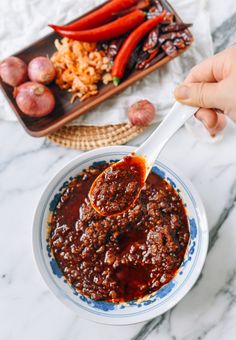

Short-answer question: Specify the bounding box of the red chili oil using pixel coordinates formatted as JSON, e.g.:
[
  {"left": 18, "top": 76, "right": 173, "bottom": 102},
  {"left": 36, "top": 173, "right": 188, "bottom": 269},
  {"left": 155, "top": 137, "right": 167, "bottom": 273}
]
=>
[{"left": 48, "top": 162, "right": 189, "bottom": 303}]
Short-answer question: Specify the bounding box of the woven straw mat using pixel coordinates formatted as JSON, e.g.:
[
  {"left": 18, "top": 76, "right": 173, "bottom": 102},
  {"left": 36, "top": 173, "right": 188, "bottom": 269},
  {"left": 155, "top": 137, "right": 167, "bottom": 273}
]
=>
[{"left": 48, "top": 123, "right": 145, "bottom": 150}]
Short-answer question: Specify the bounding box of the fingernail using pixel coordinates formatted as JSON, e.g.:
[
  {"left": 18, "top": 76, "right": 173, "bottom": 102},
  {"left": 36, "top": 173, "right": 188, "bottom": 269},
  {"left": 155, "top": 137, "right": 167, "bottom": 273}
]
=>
[{"left": 174, "top": 85, "right": 190, "bottom": 100}]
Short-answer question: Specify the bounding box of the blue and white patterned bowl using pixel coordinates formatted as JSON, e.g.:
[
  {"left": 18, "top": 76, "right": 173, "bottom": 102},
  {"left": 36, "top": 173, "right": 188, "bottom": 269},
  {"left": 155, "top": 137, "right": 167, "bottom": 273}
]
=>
[{"left": 33, "top": 146, "right": 208, "bottom": 325}]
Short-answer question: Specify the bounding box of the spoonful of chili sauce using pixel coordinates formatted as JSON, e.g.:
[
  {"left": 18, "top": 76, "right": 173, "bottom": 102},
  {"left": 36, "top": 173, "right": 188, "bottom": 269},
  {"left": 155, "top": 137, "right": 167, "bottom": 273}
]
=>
[
  {"left": 89, "top": 154, "right": 147, "bottom": 216},
  {"left": 90, "top": 102, "right": 199, "bottom": 216}
]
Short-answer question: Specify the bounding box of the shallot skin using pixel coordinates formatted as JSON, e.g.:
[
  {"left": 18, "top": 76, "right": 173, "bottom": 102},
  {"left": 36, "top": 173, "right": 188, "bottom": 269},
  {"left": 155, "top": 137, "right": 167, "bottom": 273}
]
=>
[
  {"left": 0, "top": 56, "right": 28, "bottom": 87},
  {"left": 128, "top": 99, "right": 156, "bottom": 126},
  {"left": 14, "top": 82, "right": 55, "bottom": 118},
  {"left": 28, "top": 56, "right": 56, "bottom": 85}
]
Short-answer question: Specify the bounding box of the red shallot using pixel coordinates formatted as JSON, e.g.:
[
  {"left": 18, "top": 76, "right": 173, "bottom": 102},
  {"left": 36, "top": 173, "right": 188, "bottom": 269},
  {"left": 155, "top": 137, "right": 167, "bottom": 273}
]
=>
[
  {"left": 128, "top": 99, "right": 156, "bottom": 126},
  {"left": 0, "top": 56, "right": 28, "bottom": 87},
  {"left": 28, "top": 56, "right": 56, "bottom": 85},
  {"left": 13, "top": 82, "right": 55, "bottom": 117}
]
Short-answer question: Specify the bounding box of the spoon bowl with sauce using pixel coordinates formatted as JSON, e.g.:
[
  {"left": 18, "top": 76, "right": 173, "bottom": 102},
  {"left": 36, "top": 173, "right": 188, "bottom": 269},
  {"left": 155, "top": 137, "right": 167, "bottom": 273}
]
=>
[
  {"left": 89, "top": 102, "right": 199, "bottom": 216},
  {"left": 89, "top": 153, "right": 147, "bottom": 216}
]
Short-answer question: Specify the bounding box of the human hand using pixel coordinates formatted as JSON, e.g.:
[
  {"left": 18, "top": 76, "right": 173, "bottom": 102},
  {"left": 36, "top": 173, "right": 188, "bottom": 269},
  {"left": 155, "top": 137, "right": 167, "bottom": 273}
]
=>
[{"left": 174, "top": 45, "right": 236, "bottom": 136}]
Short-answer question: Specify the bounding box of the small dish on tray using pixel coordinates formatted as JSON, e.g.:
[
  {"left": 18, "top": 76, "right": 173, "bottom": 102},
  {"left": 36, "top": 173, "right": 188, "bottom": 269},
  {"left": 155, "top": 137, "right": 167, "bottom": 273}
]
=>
[
  {"left": 33, "top": 145, "right": 208, "bottom": 325},
  {"left": 0, "top": 0, "right": 193, "bottom": 137}
]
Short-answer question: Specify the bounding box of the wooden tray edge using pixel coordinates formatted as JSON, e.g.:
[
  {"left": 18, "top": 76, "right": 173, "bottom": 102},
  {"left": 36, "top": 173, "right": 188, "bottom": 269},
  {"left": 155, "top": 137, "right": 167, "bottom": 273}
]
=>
[{"left": 0, "top": 0, "right": 194, "bottom": 137}]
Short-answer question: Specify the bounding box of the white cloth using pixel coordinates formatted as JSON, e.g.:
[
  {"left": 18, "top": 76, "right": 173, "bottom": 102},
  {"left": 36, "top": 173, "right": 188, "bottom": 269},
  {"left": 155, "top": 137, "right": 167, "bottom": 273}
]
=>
[{"left": 0, "top": 0, "right": 212, "bottom": 125}]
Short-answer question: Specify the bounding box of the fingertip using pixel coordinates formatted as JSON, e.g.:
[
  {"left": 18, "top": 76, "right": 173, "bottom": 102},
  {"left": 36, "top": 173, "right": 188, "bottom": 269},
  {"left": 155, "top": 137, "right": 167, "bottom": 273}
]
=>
[
  {"left": 174, "top": 84, "right": 186, "bottom": 101},
  {"left": 196, "top": 109, "right": 226, "bottom": 136},
  {"left": 195, "top": 108, "right": 218, "bottom": 129},
  {"left": 208, "top": 113, "right": 226, "bottom": 136}
]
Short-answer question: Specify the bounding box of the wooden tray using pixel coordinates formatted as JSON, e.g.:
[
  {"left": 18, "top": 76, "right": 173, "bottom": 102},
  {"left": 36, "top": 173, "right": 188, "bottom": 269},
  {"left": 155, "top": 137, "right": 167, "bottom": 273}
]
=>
[{"left": 0, "top": 0, "right": 193, "bottom": 137}]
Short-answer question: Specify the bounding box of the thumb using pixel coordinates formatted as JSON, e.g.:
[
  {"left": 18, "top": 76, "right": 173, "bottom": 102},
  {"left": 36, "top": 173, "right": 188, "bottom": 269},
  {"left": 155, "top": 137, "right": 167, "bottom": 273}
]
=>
[{"left": 174, "top": 82, "right": 224, "bottom": 110}]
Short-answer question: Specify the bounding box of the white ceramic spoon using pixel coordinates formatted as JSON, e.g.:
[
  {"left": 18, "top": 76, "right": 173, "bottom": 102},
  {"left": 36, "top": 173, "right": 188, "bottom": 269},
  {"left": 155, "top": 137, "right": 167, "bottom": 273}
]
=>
[
  {"left": 90, "top": 102, "right": 199, "bottom": 216},
  {"left": 136, "top": 101, "right": 199, "bottom": 171}
]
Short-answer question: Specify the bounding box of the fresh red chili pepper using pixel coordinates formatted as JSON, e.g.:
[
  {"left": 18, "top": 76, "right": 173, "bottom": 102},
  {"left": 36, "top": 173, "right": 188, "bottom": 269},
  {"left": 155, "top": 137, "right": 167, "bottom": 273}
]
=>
[
  {"left": 49, "top": 0, "right": 138, "bottom": 31},
  {"left": 112, "top": 10, "right": 166, "bottom": 85},
  {"left": 117, "top": 0, "right": 150, "bottom": 16},
  {"left": 50, "top": 10, "right": 146, "bottom": 42}
]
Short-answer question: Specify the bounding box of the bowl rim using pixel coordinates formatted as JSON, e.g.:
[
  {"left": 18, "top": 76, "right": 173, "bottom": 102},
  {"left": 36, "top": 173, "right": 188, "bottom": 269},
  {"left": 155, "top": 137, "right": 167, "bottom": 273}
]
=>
[{"left": 32, "top": 145, "right": 208, "bottom": 325}]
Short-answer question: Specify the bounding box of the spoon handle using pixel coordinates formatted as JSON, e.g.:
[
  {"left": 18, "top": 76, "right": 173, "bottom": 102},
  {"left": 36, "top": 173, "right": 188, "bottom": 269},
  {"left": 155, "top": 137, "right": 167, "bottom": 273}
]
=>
[{"left": 136, "top": 102, "right": 199, "bottom": 166}]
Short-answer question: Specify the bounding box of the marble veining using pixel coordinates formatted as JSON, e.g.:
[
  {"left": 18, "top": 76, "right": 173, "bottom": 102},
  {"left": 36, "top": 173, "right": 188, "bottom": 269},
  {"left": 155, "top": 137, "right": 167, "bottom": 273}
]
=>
[{"left": 1, "top": 0, "right": 236, "bottom": 339}]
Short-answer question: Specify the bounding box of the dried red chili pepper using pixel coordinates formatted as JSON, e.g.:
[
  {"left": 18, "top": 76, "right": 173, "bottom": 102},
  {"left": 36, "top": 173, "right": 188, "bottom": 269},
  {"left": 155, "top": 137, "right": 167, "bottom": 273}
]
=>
[
  {"left": 136, "top": 50, "right": 159, "bottom": 69},
  {"left": 173, "top": 38, "right": 186, "bottom": 49},
  {"left": 162, "top": 12, "right": 174, "bottom": 24},
  {"left": 147, "top": 45, "right": 160, "bottom": 54},
  {"left": 144, "top": 51, "right": 164, "bottom": 68},
  {"left": 50, "top": 10, "right": 145, "bottom": 42},
  {"left": 159, "top": 32, "right": 180, "bottom": 44},
  {"left": 97, "top": 41, "right": 109, "bottom": 52},
  {"left": 161, "top": 40, "right": 178, "bottom": 58},
  {"left": 107, "top": 37, "right": 125, "bottom": 59},
  {"left": 49, "top": 0, "right": 138, "bottom": 31},
  {"left": 151, "top": 0, "right": 163, "bottom": 14},
  {"left": 136, "top": 50, "right": 150, "bottom": 68},
  {"left": 181, "top": 30, "right": 192, "bottom": 45},
  {"left": 161, "top": 23, "right": 192, "bottom": 33},
  {"left": 143, "top": 27, "right": 159, "bottom": 51},
  {"left": 159, "top": 30, "right": 192, "bottom": 45},
  {"left": 127, "top": 44, "right": 142, "bottom": 70}
]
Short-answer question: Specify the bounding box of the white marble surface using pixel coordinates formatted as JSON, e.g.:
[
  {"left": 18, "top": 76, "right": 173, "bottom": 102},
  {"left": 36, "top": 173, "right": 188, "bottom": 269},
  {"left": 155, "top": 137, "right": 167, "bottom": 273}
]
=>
[{"left": 1, "top": 1, "right": 236, "bottom": 340}]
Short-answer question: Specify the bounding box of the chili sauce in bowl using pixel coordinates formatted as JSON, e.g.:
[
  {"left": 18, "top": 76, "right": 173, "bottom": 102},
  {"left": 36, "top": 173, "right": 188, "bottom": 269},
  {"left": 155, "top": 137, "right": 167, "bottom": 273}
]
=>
[
  {"left": 48, "top": 161, "right": 189, "bottom": 303},
  {"left": 33, "top": 146, "right": 208, "bottom": 325}
]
